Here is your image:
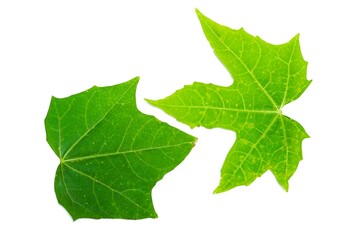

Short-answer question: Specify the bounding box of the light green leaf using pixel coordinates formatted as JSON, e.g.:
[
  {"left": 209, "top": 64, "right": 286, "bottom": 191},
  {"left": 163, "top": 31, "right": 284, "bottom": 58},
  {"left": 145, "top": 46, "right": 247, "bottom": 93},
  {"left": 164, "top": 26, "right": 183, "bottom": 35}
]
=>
[
  {"left": 147, "top": 10, "right": 311, "bottom": 193},
  {"left": 45, "top": 77, "right": 196, "bottom": 220}
]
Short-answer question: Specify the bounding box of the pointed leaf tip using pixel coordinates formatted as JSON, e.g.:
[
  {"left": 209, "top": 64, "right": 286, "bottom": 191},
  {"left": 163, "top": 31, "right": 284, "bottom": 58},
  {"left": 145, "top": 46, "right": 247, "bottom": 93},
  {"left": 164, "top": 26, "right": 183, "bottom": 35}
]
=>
[
  {"left": 195, "top": 8, "right": 209, "bottom": 23},
  {"left": 132, "top": 76, "right": 140, "bottom": 81},
  {"left": 195, "top": 8, "right": 202, "bottom": 16},
  {"left": 145, "top": 98, "right": 158, "bottom": 106},
  {"left": 213, "top": 187, "right": 223, "bottom": 194},
  {"left": 282, "top": 183, "right": 289, "bottom": 192}
]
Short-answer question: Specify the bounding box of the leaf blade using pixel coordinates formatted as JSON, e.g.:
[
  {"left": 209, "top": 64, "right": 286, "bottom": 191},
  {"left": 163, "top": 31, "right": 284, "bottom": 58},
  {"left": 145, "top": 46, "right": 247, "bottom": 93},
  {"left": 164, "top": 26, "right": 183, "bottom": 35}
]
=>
[
  {"left": 149, "top": 10, "right": 310, "bottom": 192},
  {"left": 46, "top": 77, "right": 196, "bottom": 220}
]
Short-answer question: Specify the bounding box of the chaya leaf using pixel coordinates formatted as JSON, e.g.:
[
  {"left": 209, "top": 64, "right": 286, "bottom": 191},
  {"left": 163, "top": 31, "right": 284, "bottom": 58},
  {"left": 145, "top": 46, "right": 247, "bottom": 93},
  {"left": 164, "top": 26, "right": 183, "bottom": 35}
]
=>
[
  {"left": 45, "top": 77, "right": 196, "bottom": 220},
  {"left": 147, "top": 10, "right": 311, "bottom": 193}
]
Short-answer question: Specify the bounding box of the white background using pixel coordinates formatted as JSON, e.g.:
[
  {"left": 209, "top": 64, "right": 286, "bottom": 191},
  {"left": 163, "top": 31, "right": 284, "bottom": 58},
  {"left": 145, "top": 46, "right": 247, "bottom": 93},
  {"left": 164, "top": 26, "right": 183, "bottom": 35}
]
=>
[{"left": 1, "top": 0, "right": 359, "bottom": 239}]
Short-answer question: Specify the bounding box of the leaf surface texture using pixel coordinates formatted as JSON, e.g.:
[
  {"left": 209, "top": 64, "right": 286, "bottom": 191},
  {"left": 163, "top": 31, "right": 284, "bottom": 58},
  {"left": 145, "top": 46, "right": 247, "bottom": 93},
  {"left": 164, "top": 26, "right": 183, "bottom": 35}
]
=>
[
  {"left": 148, "top": 10, "right": 310, "bottom": 193},
  {"left": 45, "top": 77, "right": 196, "bottom": 220}
]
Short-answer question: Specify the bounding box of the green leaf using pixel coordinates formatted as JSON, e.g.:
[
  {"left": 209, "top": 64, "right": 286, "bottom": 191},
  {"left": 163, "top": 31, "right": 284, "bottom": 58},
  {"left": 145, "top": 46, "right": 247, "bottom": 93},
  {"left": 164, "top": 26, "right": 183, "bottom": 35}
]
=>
[
  {"left": 45, "top": 77, "right": 196, "bottom": 220},
  {"left": 147, "top": 10, "right": 311, "bottom": 193}
]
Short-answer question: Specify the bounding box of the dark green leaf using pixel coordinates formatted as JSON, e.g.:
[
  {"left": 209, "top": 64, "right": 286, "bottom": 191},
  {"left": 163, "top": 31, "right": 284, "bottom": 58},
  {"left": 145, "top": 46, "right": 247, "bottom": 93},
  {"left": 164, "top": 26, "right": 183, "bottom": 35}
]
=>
[{"left": 45, "top": 77, "right": 196, "bottom": 220}]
